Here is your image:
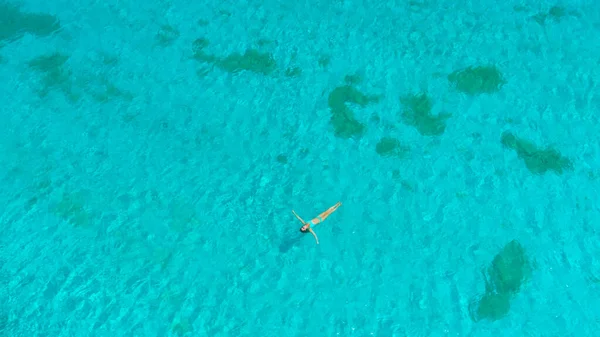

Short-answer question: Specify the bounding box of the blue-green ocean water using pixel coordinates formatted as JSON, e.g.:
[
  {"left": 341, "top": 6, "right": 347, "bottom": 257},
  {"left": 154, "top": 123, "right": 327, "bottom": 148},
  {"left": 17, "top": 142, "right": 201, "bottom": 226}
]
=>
[{"left": 1, "top": 0, "right": 600, "bottom": 336}]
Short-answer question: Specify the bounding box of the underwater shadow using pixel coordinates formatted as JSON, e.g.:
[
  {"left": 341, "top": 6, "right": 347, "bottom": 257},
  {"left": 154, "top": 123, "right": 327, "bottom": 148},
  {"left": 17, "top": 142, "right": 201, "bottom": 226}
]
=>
[{"left": 278, "top": 230, "right": 305, "bottom": 253}]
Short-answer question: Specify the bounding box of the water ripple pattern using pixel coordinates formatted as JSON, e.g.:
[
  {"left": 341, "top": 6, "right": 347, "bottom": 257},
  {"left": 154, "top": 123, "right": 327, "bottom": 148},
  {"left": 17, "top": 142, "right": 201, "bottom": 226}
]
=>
[{"left": 1, "top": 0, "right": 599, "bottom": 336}]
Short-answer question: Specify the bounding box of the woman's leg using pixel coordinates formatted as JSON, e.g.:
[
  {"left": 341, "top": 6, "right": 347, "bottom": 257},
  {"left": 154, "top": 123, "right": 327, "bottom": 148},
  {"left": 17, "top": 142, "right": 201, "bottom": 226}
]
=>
[{"left": 317, "top": 201, "right": 342, "bottom": 221}]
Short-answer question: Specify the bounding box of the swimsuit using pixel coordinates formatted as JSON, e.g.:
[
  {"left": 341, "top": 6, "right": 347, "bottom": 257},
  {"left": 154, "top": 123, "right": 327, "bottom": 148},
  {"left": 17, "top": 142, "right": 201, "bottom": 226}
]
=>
[{"left": 303, "top": 217, "right": 324, "bottom": 232}]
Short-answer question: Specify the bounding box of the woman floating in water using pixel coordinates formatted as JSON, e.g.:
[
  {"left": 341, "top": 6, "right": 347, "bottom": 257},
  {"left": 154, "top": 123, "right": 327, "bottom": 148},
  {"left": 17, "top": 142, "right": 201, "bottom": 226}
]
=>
[{"left": 292, "top": 201, "right": 342, "bottom": 245}]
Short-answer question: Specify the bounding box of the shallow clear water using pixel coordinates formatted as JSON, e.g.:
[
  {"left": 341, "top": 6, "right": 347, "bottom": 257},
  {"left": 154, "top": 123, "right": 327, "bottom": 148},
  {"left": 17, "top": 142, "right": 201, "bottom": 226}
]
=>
[{"left": 1, "top": 0, "right": 600, "bottom": 336}]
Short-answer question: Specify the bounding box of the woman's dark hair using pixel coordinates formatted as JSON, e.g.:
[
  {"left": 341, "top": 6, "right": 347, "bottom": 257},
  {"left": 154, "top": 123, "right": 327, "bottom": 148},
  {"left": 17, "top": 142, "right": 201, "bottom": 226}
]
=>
[{"left": 300, "top": 227, "right": 307, "bottom": 233}]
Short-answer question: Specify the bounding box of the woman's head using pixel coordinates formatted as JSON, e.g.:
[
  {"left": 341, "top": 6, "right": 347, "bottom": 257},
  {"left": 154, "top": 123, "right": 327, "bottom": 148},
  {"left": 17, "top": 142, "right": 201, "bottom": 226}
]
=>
[{"left": 300, "top": 224, "right": 309, "bottom": 232}]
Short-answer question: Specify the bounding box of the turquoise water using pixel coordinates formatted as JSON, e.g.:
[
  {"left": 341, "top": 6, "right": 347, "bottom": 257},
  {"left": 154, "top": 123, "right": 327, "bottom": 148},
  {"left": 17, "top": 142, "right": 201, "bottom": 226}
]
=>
[{"left": 1, "top": 0, "right": 600, "bottom": 335}]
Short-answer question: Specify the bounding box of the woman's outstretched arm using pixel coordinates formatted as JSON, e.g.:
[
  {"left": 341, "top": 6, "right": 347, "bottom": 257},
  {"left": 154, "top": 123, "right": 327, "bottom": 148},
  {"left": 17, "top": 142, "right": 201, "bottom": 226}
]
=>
[
  {"left": 292, "top": 210, "right": 306, "bottom": 224},
  {"left": 309, "top": 229, "right": 319, "bottom": 244}
]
